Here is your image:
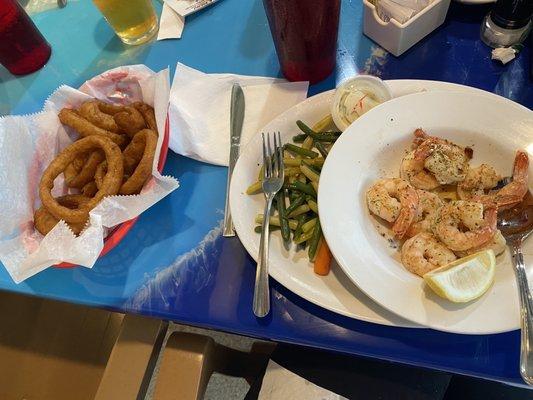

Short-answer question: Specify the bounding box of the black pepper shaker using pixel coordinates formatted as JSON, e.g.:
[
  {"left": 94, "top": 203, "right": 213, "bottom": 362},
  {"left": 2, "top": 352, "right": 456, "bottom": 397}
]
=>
[{"left": 480, "top": 0, "right": 533, "bottom": 48}]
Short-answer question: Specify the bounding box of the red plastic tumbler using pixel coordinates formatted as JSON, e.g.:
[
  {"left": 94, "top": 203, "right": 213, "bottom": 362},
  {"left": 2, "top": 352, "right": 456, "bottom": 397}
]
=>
[
  {"left": 0, "top": 0, "right": 52, "bottom": 75},
  {"left": 262, "top": 0, "right": 341, "bottom": 84}
]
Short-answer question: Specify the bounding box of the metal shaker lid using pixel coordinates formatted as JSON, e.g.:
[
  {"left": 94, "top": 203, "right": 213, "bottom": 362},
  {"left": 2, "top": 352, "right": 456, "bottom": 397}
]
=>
[{"left": 491, "top": 0, "right": 533, "bottom": 29}]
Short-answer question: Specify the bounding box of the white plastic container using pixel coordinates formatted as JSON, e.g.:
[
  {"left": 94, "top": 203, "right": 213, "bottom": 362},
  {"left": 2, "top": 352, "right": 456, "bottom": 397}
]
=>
[{"left": 363, "top": 0, "right": 451, "bottom": 56}]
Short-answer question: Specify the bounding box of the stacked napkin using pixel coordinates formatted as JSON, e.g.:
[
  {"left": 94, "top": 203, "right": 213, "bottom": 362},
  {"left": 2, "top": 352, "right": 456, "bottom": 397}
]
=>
[
  {"left": 375, "top": 0, "right": 433, "bottom": 24},
  {"left": 168, "top": 63, "right": 309, "bottom": 166},
  {"left": 158, "top": 0, "right": 222, "bottom": 40}
]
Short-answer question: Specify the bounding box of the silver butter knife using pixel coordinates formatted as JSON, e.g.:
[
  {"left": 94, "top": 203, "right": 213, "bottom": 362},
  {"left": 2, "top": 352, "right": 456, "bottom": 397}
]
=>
[{"left": 223, "top": 84, "right": 245, "bottom": 237}]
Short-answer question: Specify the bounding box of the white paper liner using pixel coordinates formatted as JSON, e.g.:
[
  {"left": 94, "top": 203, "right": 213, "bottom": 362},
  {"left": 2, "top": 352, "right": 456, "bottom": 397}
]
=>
[{"left": 0, "top": 64, "right": 179, "bottom": 283}]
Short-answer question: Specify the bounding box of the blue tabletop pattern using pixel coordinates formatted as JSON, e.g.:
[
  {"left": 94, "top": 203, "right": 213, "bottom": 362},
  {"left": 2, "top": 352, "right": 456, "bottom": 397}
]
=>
[{"left": 0, "top": 0, "right": 532, "bottom": 386}]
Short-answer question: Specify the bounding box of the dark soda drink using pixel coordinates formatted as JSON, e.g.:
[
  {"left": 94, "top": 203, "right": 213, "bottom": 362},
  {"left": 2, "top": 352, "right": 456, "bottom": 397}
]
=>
[
  {"left": 0, "top": 0, "right": 51, "bottom": 75},
  {"left": 262, "top": 0, "right": 340, "bottom": 84}
]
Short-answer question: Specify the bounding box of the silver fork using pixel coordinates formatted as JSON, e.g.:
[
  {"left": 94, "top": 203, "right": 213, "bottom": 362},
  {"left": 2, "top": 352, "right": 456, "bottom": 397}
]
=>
[{"left": 253, "top": 132, "right": 284, "bottom": 317}]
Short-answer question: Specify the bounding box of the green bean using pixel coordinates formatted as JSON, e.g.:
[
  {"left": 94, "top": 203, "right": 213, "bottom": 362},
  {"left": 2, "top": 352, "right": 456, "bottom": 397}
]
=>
[
  {"left": 314, "top": 141, "right": 329, "bottom": 158},
  {"left": 283, "top": 157, "right": 302, "bottom": 167},
  {"left": 276, "top": 190, "right": 291, "bottom": 242},
  {"left": 285, "top": 195, "right": 305, "bottom": 216},
  {"left": 246, "top": 181, "right": 262, "bottom": 195},
  {"left": 284, "top": 143, "right": 319, "bottom": 159},
  {"left": 308, "top": 199, "right": 318, "bottom": 213},
  {"left": 255, "top": 225, "right": 280, "bottom": 233},
  {"left": 257, "top": 165, "right": 264, "bottom": 181},
  {"left": 302, "top": 135, "right": 314, "bottom": 150},
  {"left": 303, "top": 161, "right": 321, "bottom": 174},
  {"left": 307, "top": 132, "right": 338, "bottom": 142},
  {"left": 300, "top": 163, "right": 320, "bottom": 182},
  {"left": 293, "top": 214, "right": 308, "bottom": 242},
  {"left": 308, "top": 221, "right": 322, "bottom": 262},
  {"left": 302, "top": 218, "right": 317, "bottom": 233},
  {"left": 285, "top": 167, "right": 301, "bottom": 176},
  {"left": 292, "top": 134, "right": 307, "bottom": 143},
  {"left": 294, "top": 230, "right": 314, "bottom": 245},
  {"left": 287, "top": 204, "right": 310, "bottom": 218},
  {"left": 255, "top": 215, "right": 298, "bottom": 230},
  {"left": 312, "top": 158, "right": 325, "bottom": 167},
  {"left": 296, "top": 120, "right": 316, "bottom": 135},
  {"left": 288, "top": 181, "right": 317, "bottom": 197}
]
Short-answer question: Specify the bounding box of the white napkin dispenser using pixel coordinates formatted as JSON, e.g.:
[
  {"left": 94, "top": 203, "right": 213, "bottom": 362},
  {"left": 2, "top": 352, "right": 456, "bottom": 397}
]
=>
[{"left": 363, "top": 0, "right": 451, "bottom": 56}]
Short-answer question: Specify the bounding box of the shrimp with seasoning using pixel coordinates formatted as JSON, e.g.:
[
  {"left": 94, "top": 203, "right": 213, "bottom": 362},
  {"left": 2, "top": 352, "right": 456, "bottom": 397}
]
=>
[
  {"left": 457, "top": 164, "right": 501, "bottom": 200},
  {"left": 401, "top": 131, "right": 470, "bottom": 190},
  {"left": 366, "top": 178, "right": 419, "bottom": 239},
  {"left": 475, "top": 150, "right": 529, "bottom": 210},
  {"left": 401, "top": 232, "right": 457, "bottom": 276},
  {"left": 433, "top": 200, "right": 497, "bottom": 252},
  {"left": 405, "top": 190, "right": 443, "bottom": 238},
  {"left": 455, "top": 230, "right": 506, "bottom": 258}
]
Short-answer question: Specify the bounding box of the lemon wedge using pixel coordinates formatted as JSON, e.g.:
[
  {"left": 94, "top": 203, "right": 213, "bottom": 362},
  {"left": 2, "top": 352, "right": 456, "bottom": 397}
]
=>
[{"left": 423, "top": 250, "right": 496, "bottom": 303}]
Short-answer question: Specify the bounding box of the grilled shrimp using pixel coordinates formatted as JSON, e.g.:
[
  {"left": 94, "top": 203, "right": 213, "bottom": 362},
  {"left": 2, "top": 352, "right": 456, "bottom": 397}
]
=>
[
  {"left": 455, "top": 230, "right": 506, "bottom": 258},
  {"left": 366, "top": 178, "right": 419, "bottom": 239},
  {"left": 475, "top": 151, "right": 529, "bottom": 210},
  {"left": 401, "top": 232, "right": 457, "bottom": 276},
  {"left": 401, "top": 131, "right": 469, "bottom": 189},
  {"left": 457, "top": 164, "right": 501, "bottom": 200},
  {"left": 405, "top": 190, "right": 443, "bottom": 238},
  {"left": 433, "top": 200, "right": 497, "bottom": 252}
]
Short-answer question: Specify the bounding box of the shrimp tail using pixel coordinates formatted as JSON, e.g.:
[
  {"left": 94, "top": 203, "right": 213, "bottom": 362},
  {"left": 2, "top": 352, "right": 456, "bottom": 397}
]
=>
[{"left": 513, "top": 150, "right": 529, "bottom": 184}]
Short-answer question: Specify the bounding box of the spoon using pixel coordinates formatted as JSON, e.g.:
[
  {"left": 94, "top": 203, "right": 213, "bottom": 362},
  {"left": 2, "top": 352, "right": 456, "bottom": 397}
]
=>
[{"left": 497, "top": 190, "right": 533, "bottom": 385}]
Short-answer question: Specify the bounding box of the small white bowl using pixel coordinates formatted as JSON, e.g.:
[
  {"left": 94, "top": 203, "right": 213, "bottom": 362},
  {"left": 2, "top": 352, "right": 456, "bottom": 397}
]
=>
[{"left": 331, "top": 75, "right": 393, "bottom": 131}]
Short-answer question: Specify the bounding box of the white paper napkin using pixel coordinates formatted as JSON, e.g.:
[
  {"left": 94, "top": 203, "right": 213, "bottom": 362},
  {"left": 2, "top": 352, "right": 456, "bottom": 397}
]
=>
[
  {"left": 0, "top": 65, "right": 179, "bottom": 283},
  {"left": 164, "top": 0, "right": 221, "bottom": 17},
  {"left": 158, "top": 2, "right": 185, "bottom": 41},
  {"left": 168, "top": 63, "right": 309, "bottom": 166},
  {"left": 258, "top": 361, "right": 348, "bottom": 400}
]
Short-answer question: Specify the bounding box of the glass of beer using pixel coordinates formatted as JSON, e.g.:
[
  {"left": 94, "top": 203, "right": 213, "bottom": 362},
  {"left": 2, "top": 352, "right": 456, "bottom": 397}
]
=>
[{"left": 92, "top": 0, "right": 158, "bottom": 45}]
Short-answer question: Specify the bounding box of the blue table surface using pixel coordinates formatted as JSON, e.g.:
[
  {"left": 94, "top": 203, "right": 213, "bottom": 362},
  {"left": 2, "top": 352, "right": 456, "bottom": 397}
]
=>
[{"left": 1, "top": 0, "right": 532, "bottom": 386}]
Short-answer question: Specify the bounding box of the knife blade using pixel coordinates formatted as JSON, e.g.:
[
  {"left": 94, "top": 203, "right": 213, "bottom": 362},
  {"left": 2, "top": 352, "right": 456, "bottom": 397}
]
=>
[{"left": 223, "top": 84, "right": 245, "bottom": 237}]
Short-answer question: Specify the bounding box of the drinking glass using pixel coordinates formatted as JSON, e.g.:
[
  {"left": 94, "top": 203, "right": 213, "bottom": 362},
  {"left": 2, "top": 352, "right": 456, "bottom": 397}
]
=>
[
  {"left": 262, "top": 0, "right": 341, "bottom": 84},
  {"left": 93, "top": 0, "right": 159, "bottom": 45},
  {"left": 0, "top": 0, "right": 52, "bottom": 75}
]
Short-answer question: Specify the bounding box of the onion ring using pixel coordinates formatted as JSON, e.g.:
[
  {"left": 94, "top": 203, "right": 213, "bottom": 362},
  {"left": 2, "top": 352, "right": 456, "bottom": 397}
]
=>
[
  {"left": 81, "top": 181, "right": 98, "bottom": 197},
  {"left": 64, "top": 150, "right": 104, "bottom": 189},
  {"left": 120, "top": 129, "right": 157, "bottom": 194},
  {"left": 34, "top": 195, "right": 91, "bottom": 235},
  {"left": 59, "top": 109, "right": 127, "bottom": 146},
  {"left": 133, "top": 102, "right": 158, "bottom": 133},
  {"left": 96, "top": 101, "right": 126, "bottom": 115},
  {"left": 63, "top": 153, "right": 88, "bottom": 184},
  {"left": 79, "top": 101, "right": 122, "bottom": 133},
  {"left": 114, "top": 106, "right": 146, "bottom": 138},
  {"left": 94, "top": 129, "right": 157, "bottom": 195},
  {"left": 39, "top": 136, "right": 124, "bottom": 223}
]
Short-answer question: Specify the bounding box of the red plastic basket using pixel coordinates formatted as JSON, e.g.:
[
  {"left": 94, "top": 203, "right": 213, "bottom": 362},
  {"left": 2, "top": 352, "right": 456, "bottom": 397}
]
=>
[{"left": 54, "top": 116, "right": 170, "bottom": 268}]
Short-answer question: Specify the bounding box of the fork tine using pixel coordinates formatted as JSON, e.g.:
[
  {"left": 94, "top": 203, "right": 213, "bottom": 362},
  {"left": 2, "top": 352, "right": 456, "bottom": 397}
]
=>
[
  {"left": 262, "top": 133, "right": 269, "bottom": 179},
  {"left": 273, "top": 132, "right": 279, "bottom": 177},
  {"left": 277, "top": 132, "right": 284, "bottom": 178},
  {"left": 267, "top": 133, "right": 273, "bottom": 178}
]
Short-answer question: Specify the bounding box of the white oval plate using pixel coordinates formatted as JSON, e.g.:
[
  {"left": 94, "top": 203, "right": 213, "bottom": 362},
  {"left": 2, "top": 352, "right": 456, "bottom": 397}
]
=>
[
  {"left": 231, "top": 80, "right": 517, "bottom": 328},
  {"left": 319, "top": 90, "right": 533, "bottom": 334}
]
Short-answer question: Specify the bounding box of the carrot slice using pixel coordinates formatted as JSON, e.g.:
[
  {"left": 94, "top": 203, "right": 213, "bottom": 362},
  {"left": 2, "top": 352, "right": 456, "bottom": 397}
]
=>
[{"left": 314, "top": 240, "right": 332, "bottom": 276}]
